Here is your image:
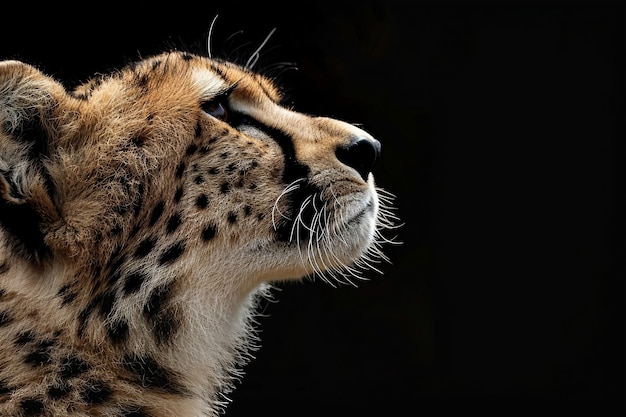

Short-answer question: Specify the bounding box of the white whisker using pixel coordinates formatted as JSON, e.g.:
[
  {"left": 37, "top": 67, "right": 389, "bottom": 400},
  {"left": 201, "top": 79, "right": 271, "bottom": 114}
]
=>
[
  {"left": 271, "top": 178, "right": 304, "bottom": 230},
  {"left": 207, "top": 15, "right": 220, "bottom": 58},
  {"left": 246, "top": 27, "right": 277, "bottom": 69},
  {"left": 271, "top": 175, "right": 401, "bottom": 288}
]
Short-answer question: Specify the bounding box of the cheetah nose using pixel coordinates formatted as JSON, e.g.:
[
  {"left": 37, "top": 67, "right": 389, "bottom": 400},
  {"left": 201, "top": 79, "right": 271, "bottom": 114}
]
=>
[{"left": 335, "top": 136, "right": 381, "bottom": 181}]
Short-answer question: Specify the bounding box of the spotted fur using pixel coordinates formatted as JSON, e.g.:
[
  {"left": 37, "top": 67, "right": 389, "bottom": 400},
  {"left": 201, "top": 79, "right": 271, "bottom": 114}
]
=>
[{"left": 0, "top": 49, "right": 397, "bottom": 416}]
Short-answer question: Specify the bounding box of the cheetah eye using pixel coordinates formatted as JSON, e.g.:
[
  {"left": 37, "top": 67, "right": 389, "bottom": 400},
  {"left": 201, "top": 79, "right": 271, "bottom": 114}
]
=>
[{"left": 201, "top": 99, "right": 228, "bottom": 122}]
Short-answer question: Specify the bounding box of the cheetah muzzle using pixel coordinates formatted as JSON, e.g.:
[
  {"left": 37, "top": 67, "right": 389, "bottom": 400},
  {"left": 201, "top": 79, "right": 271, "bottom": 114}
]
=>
[{"left": 0, "top": 50, "right": 397, "bottom": 416}]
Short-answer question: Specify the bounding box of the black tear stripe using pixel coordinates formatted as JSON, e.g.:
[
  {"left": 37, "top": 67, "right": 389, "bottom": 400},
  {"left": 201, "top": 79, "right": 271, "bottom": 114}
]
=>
[{"left": 230, "top": 112, "right": 321, "bottom": 242}]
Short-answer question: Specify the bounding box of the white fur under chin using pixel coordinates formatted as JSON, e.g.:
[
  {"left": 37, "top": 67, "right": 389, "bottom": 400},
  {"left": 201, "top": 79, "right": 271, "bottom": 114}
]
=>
[{"left": 166, "top": 275, "right": 273, "bottom": 415}]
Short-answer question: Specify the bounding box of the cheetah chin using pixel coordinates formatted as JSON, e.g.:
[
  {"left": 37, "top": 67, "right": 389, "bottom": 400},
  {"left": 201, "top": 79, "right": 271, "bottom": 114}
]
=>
[{"left": 0, "top": 48, "right": 399, "bottom": 416}]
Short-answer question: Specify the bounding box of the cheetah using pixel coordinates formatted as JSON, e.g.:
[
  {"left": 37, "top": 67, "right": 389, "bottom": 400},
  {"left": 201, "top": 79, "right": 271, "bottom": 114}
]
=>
[{"left": 0, "top": 41, "right": 397, "bottom": 416}]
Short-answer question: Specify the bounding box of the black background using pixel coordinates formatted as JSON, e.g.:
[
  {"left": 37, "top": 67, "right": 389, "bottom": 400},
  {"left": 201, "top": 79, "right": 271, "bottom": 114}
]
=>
[{"left": 2, "top": 1, "right": 622, "bottom": 415}]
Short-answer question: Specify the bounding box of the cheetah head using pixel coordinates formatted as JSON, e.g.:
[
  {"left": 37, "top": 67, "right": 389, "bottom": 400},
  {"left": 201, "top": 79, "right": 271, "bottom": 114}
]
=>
[
  {"left": 0, "top": 52, "right": 395, "bottom": 286},
  {"left": 0, "top": 51, "right": 397, "bottom": 415}
]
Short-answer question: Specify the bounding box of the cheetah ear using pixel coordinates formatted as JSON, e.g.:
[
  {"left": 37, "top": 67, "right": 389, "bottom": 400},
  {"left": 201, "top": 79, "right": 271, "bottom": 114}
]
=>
[{"left": 0, "top": 60, "right": 67, "bottom": 261}]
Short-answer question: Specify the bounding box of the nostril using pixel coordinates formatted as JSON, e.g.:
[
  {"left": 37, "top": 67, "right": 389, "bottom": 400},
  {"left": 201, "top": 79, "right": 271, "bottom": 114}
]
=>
[{"left": 335, "top": 137, "right": 381, "bottom": 182}]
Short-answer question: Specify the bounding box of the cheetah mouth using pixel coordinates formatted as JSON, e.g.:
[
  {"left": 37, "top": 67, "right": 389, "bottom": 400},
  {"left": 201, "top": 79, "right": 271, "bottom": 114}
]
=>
[
  {"left": 274, "top": 189, "right": 375, "bottom": 242},
  {"left": 345, "top": 200, "right": 376, "bottom": 226}
]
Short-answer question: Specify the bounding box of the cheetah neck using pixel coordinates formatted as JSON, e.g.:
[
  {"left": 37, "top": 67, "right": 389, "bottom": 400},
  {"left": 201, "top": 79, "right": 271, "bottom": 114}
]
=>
[
  {"left": 2, "top": 253, "right": 271, "bottom": 417},
  {"left": 97, "top": 262, "right": 272, "bottom": 416}
]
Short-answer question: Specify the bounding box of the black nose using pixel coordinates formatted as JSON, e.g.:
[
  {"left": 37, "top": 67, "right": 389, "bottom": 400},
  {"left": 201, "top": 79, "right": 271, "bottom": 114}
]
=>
[{"left": 335, "top": 136, "right": 381, "bottom": 182}]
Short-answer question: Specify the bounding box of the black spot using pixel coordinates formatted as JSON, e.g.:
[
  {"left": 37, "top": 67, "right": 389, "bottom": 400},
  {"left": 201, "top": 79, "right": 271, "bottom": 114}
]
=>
[
  {"left": 0, "top": 198, "right": 50, "bottom": 263},
  {"left": 143, "top": 284, "right": 172, "bottom": 320},
  {"left": 227, "top": 212, "right": 237, "bottom": 224},
  {"left": 60, "top": 354, "right": 90, "bottom": 378},
  {"left": 24, "top": 340, "right": 55, "bottom": 367},
  {"left": 195, "top": 194, "right": 209, "bottom": 209},
  {"left": 0, "top": 310, "right": 12, "bottom": 327},
  {"left": 244, "top": 205, "right": 252, "bottom": 216},
  {"left": 98, "top": 291, "right": 116, "bottom": 318},
  {"left": 201, "top": 224, "right": 217, "bottom": 242},
  {"left": 194, "top": 122, "right": 202, "bottom": 137},
  {"left": 220, "top": 182, "right": 231, "bottom": 194},
  {"left": 107, "top": 319, "right": 130, "bottom": 345},
  {"left": 14, "top": 330, "right": 35, "bottom": 346},
  {"left": 122, "top": 353, "right": 182, "bottom": 393},
  {"left": 174, "top": 186, "right": 184, "bottom": 203},
  {"left": 61, "top": 292, "right": 78, "bottom": 306},
  {"left": 81, "top": 379, "right": 112, "bottom": 405},
  {"left": 123, "top": 271, "right": 148, "bottom": 296},
  {"left": 149, "top": 201, "right": 165, "bottom": 226},
  {"left": 225, "top": 162, "right": 237, "bottom": 173},
  {"left": 181, "top": 53, "right": 194, "bottom": 61},
  {"left": 106, "top": 251, "right": 126, "bottom": 281},
  {"left": 20, "top": 398, "right": 45, "bottom": 415},
  {"left": 135, "top": 236, "right": 157, "bottom": 258},
  {"left": 152, "top": 310, "right": 180, "bottom": 345},
  {"left": 207, "top": 167, "right": 219, "bottom": 174},
  {"left": 166, "top": 212, "right": 183, "bottom": 234},
  {"left": 136, "top": 73, "right": 149, "bottom": 89},
  {"left": 194, "top": 175, "right": 204, "bottom": 184},
  {"left": 220, "top": 151, "right": 229, "bottom": 159},
  {"left": 186, "top": 144, "right": 198, "bottom": 155},
  {"left": 131, "top": 135, "right": 148, "bottom": 147},
  {"left": 107, "top": 265, "right": 124, "bottom": 287},
  {"left": 0, "top": 261, "right": 9, "bottom": 275},
  {"left": 129, "top": 224, "right": 141, "bottom": 238},
  {"left": 72, "top": 93, "right": 89, "bottom": 101},
  {"left": 175, "top": 162, "right": 186, "bottom": 178},
  {"left": 0, "top": 288, "right": 5, "bottom": 299},
  {"left": 57, "top": 283, "right": 77, "bottom": 305},
  {"left": 158, "top": 241, "right": 186, "bottom": 265},
  {"left": 77, "top": 294, "right": 105, "bottom": 336},
  {"left": 248, "top": 183, "right": 257, "bottom": 190},
  {"left": 0, "top": 379, "right": 15, "bottom": 395},
  {"left": 48, "top": 382, "right": 72, "bottom": 400}
]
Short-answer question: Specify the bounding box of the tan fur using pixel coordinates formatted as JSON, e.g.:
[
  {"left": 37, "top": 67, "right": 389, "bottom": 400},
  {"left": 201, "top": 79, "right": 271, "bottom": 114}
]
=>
[{"left": 0, "top": 51, "right": 395, "bottom": 416}]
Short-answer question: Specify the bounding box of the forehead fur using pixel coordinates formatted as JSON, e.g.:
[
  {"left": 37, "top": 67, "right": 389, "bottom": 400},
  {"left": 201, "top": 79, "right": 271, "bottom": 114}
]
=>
[{"left": 84, "top": 51, "right": 284, "bottom": 105}]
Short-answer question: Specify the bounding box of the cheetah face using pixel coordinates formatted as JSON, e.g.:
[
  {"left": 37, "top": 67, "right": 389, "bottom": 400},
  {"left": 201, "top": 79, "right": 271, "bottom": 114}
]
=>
[{"left": 0, "top": 51, "right": 394, "bottom": 288}]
